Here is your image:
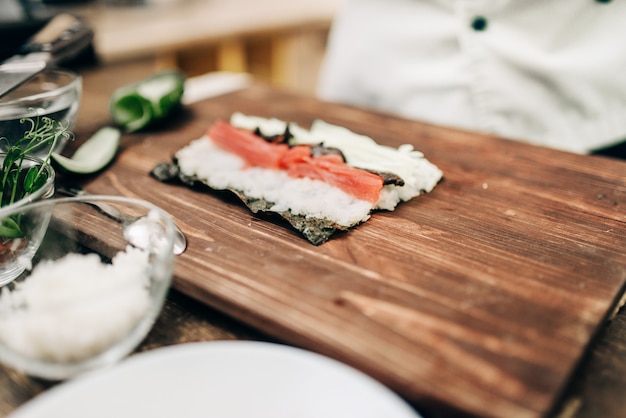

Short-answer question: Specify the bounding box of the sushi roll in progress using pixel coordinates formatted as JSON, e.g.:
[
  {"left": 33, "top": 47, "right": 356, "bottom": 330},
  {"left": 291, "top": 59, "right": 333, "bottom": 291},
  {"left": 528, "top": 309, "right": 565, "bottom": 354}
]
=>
[{"left": 154, "top": 113, "right": 443, "bottom": 245}]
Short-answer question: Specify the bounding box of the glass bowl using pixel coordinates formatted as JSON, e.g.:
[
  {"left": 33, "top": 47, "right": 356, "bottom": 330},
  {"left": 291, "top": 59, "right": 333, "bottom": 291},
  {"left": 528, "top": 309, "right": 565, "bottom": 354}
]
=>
[
  {"left": 0, "top": 196, "right": 176, "bottom": 380},
  {"left": 0, "top": 153, "right": 55, "bottom": 286},
  {"left": 0, "top": 68, "right": 82, "bottom": 159}
]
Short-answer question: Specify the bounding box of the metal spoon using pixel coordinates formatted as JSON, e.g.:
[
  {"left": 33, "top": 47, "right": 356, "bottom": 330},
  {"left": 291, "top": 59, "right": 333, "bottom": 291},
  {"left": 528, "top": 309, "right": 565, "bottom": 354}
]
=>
[{"left": 56, "top": 185, "right": 187, "bottom": 255}]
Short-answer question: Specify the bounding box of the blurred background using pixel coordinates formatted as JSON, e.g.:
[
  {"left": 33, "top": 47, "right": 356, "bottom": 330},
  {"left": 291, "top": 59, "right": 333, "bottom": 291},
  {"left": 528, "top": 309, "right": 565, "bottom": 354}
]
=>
[{"left": 0, "top": 0, "right": 341, "bottom": 94}]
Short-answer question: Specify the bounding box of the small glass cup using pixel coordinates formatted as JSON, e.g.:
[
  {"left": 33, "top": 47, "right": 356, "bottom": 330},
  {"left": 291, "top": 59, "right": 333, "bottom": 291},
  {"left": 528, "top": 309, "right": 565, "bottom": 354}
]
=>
[
  {"left": 0, "top": 196, "right": 176, "bottom": 380},
  {"left": 0, "top": 68, "right": 82, "bottom": 159},
  {"left": 0, "top": 153, "right": 55, "bottom": 286}
]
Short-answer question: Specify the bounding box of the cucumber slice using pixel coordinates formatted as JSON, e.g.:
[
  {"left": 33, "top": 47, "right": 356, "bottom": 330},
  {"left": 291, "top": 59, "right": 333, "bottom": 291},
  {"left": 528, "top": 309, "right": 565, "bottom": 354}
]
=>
[
  {"left": 110, "top": 71, "right": 185, "bottom": 132},
  {"left": 51, "top": 126, "right": 121, "bottom": 174}
]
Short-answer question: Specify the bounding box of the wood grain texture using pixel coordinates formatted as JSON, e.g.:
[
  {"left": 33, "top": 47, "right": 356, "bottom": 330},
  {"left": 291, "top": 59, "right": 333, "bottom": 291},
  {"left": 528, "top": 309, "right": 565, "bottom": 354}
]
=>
[{"left": 71, "top": 84, "right": 626, "bottom": 418}]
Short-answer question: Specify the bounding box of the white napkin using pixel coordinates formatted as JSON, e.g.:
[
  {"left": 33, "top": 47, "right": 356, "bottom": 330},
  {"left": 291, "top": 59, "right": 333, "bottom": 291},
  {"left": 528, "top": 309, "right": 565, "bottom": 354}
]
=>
[{"left": 182, "top": 71, "right": 252, "bottom": 105}]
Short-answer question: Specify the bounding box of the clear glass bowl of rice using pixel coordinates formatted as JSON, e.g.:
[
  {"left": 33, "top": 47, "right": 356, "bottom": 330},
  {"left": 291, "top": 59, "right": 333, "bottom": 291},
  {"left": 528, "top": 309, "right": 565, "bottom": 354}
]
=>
[{"left": 0, "top": 195, "right": 176, "bottom": 380}]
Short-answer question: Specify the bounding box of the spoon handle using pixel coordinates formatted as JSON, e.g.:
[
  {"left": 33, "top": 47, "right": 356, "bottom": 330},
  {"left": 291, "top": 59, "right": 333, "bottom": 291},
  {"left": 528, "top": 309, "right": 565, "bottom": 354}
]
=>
[
  {"left": 56, "top": 185, "right": 188, "bottom": 255},
  {"left": 55, "top": 185, "right": 135, "bottom": 224}
]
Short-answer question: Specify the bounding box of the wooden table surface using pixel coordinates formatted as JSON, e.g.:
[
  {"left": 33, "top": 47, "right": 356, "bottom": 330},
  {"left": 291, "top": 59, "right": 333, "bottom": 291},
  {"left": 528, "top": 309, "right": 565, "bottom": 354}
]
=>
[{"left": 1, "top": 59, "right": 626, "bottom": 418}]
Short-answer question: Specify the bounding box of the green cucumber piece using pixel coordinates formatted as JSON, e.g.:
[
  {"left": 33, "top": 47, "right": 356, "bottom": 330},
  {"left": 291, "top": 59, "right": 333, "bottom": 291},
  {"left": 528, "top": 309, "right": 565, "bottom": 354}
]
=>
[
  {"left": 110, "top": 71, "right": 185, "bottom": 132},
  {"left": 51, "top": 126, "right": 121, "bottom": 174}
]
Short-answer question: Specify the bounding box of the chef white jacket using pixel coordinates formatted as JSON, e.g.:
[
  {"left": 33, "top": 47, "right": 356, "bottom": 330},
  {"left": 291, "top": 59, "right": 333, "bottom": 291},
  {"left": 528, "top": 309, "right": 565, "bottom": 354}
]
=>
[{"left": 317, "top": 0, "right": 626, "bottom": 154}]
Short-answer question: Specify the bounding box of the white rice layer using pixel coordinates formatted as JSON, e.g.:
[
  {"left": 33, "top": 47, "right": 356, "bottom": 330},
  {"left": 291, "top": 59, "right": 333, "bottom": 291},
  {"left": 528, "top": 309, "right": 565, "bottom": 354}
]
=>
[{"left": 176, "top": 137, "right": 374, "bottom": 227}]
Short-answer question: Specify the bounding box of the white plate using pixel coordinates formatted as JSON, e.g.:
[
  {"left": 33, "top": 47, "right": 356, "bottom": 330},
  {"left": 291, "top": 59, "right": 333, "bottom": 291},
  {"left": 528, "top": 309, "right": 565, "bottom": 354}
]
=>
[{"left": 10, "top": 341, "right": 421, "bottom": 418}]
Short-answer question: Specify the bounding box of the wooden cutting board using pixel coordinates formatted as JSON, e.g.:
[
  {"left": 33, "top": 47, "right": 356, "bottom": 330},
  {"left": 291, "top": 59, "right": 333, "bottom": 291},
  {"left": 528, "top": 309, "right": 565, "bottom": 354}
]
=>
[{"left": 75, "top": 84, "right": 626, "bottom": 418}]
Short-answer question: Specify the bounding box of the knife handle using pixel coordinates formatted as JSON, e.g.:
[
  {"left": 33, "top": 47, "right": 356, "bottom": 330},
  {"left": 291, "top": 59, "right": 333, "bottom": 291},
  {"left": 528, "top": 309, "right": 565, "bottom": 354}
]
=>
[{"left": 20, "top": 13, "right": 94, "bottom": 65}]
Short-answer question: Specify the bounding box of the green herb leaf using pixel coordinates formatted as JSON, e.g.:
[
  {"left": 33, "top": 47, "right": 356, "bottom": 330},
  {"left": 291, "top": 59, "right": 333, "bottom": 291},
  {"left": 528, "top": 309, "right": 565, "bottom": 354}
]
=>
[
  {"left": 3, "top": 148, "right": 20, "bottom": 172},
  {"left": 23, "top": 166, "right": 39, "bottom": 193},
  {"left": 0, "top": 217, "right": 25, "bottom": 238}
]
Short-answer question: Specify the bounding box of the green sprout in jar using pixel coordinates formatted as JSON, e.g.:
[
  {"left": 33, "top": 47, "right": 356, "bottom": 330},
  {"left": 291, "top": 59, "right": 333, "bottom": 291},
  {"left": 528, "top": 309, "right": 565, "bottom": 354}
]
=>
[{"left": 0, "top": 116, "right": 72, "bottom": 238}]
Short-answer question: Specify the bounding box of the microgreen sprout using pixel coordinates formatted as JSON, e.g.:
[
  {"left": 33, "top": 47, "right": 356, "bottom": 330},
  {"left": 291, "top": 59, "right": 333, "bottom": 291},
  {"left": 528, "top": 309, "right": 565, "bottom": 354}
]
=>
[{"left": 0, "top": 116, "right": 72, "bottom": 237}]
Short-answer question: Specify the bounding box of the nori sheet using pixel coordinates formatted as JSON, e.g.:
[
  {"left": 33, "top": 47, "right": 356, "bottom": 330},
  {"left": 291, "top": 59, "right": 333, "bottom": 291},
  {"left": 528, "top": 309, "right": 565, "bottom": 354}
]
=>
[{"left": 150, "top": 161, "right": 352, "bottom": 245}]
